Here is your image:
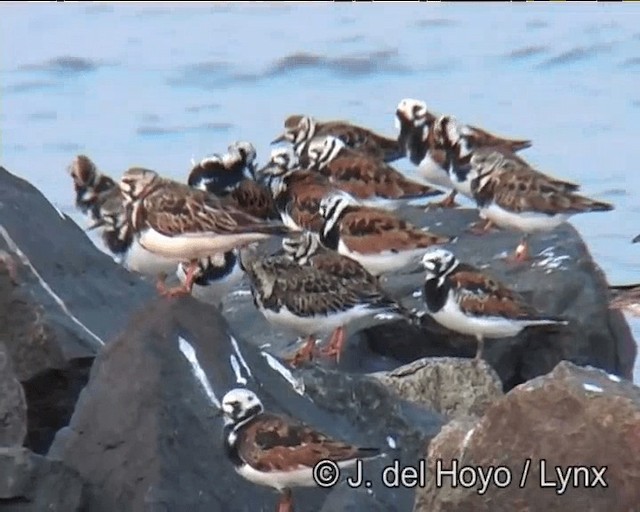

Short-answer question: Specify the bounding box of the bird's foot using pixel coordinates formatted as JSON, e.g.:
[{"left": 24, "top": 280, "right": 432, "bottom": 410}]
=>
[{"left": 283, "top": 337, "right": 316, "bottom": 368}]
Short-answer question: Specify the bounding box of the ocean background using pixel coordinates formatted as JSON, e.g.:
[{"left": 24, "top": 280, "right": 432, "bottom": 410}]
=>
[{"left": 2, "top": 2, "right": 639, "bottom": 383}]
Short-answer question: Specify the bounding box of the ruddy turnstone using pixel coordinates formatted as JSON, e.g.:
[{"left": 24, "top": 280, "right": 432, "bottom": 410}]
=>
[
  {"left": 67, "top": 154, "right": 119, "bottom": 222},
  {"left": 609, "top": 283, "right": 640, "bottom": 317},
  {"left": 85, "top": 183, "right": 240, "bottom": 306},
  {"left": 608, "top": 235, "right": 640, "bottom": 316},
  {"left": 272, "top": 114, "right": 403, "bottom": 163},
  {"left": 221, "top": 388, "right": 381, "bottom": 512},
  {"left": 67, "top": 155, "right": 140, "bottom": 262},
  {"left": 257, "top": 147, "right": 343, "bottom": 232},
  {"left": 84, "top": 187, "right": 133, "bottom": 260},
  {"left": 420, "top": 248, "right": 567, "bottom": 360},
  {"left": 240, "top": 243, "right": 411, "bottom": 365},
  {"left": 395, "top": 99, "right": 532, "bottom": 209},
  {"left": 119, "top": 167, "right": 292, "bottom": 297},
  {"left": 84, "top": 192, "right": 185, "bottom": 278},
  {"left": 281, "top": 230, "right": 417, "bottom": 360},
  {"left": 318, "top": 191, "right": 453, "bottom": 277},
  {"left": 304, "top": 135, "right": 444, "bottom": 210},
  {"left": 468, "top": 150, "right": 613, "bottom": 262},
  {"left": 176, "top": 251, "right": 244, "bottom": 308},
  {"left": 188, "top": 141, "right": 279, "bottom": 220}
]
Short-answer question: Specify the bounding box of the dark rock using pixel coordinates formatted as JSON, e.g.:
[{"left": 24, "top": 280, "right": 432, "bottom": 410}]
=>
[
  {"left": 223, "top": 206, "right": 636, "bottom": 391},
  {"left": 319, "top": 484, "right": 389, "bottom": 512},
  {"left": 415, "top": 361, "right": 640, "bottom": 512},
  {"left": 49, "top": 297, "right": 444, "bottom": 512},
  {"left": 363, "top": 206, "right": 636, "bottom": 390},
  {"left": 0, "top": 166, "right": 154, "bottom": 454},
  {"left": 372, "top": 357, "right": 504, "bottom": 420},
  {"left": 0, "top": 446, "right": 84, "bottom": 511},
  {"left": 0, "top": 344, "right": 27, "bottom": 447}
]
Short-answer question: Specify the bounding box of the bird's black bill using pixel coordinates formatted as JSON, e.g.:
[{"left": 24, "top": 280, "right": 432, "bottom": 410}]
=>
[
  {"left": 85, "top": 218, "right": 107, "bottom": 231},
  {"left": 271, "top": 134, "right": 287, "bottom": 144}
]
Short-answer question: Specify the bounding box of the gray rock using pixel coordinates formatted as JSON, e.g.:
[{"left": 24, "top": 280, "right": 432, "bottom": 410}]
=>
[
  {"left": 222, "top": 206, "right": 637, "bottom": 391},
  {"left": 414, "top": 361, "right": 640, "bottom": 512},
  {"left": 49, "top": 297, "right": 444, "bottom": 512},
  {"left": 372, "top": 357, "right": 504, "bottom": 420},
  {"left": 319, "top": 484, "right": 391, "bottom": 512},
  {"left": 363, "top": 206, "right": 637, "bottom": 390},
  {"left": 0, "top": 343, "right": 27, "bottom": 447},
  {"left": 0, "top": 446, "right": 84, "bottom": 511},
  {"left": 0, "top": 166, "right": 154, "bottom": 454}
]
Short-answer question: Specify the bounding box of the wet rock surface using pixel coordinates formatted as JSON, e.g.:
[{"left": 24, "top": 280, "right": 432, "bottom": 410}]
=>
[
  {"left": 414, "top": 361, "right": 640, "bottom": 512},
  {"left": 0, "top": 165, "right": 638, "bottom": 511}
]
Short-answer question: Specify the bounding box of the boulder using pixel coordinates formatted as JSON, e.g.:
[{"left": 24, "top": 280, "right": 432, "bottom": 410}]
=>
[
  {"left": 0, "top": 446, "right": 84, "bottom": 511},
  {"left": 0, "top": 162, "right": 638, "bottom": 511},
  {"left": 372, "top": 357, "right": 504, "bottom": 420},
  {"left": 222, "top": 207, "right": 636, "bottom": 390},
  {"left": 49, "top": 296, "right": 445, "bottom": 512},
  {"left": 0, "top": 343, "right": 27, "bottom": 447},
  {"left": 414, "top": 361, "right": 640, "bottom": 512},
  {"left": 361, "top": 206, "right": 636, "bottom": 390},
  {"left": 0, "top": 166, "right": 154, "bottom": 453}
]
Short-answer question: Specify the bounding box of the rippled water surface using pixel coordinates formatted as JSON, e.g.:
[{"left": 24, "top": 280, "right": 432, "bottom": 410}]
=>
[{"left": 2, "top": 3, "right": 640, "bottom": 382}]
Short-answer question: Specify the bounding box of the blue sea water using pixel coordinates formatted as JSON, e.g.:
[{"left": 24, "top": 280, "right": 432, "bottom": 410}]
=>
[{"left": 2, "top": 2, "right": 639, "bottom": 382}]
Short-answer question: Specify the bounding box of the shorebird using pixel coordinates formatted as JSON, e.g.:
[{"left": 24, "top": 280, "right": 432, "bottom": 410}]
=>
[
  {"left": 240, "top": 242, "right": 411, "bottom": 365},
  {"left": 318, "top": 190, "right": 453, "bottom": 277},
  {"left": 304, "top": 135, "right": 444, "bottom": 210},
  {"left": 434, "top": 115, "right": 612, "bottom": 261},
  {"left": 273, "top": 114, "right": 403, "bottom": 163},
  {"left": 221, "top": 388, "right": 381, "bottom": 512},
  {"left": 118, "top": 167, "right": 291, "bottom": 297},
  {"left": 188, "top": 141, "right": 279, "bottom": 221},
  {"left": 420, "top": 248, "right": 568, "bottom": 360},
  {"left": 395, "top": 98, "right": 532, "bottom": 209}
]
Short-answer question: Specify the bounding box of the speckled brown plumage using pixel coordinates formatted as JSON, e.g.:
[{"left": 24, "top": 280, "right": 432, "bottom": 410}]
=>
[
  {"left": 471, "top": 163, "right": 613, "bottom": 215},
  {"left": 121, "top": 168, "right": 289, "bottom": 239},
  {"left": 306, "top": 136, "right": 443, "bottom": 202},
  {"left": 330, "top": 204, "right": 451, "bottom": 255},
  {"left": 449, "top": 265, "right": 544, "bottom": 319},
  {"left": 276, "top": 114, "right": 403, "bottom": 162},
  {"left": 235, "top": 412, "right": 378, "bottom": 472},
  {"left": 243, "top": 253, "right": 399, "bottom": 319}
]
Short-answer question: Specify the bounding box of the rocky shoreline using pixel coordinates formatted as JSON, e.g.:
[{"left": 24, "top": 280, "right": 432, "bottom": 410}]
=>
[{"left": 1, "top": 165, "right": 639, "bottom": 511}]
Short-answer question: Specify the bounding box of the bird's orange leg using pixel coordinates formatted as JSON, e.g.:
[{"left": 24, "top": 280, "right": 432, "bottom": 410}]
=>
[
  {"left": 505, "top": 235, "right": 531, "bottom": 263},
  {"left": 283, "top": 336, "right": 316, "bottom": 367},
  {"left": 276, "top": 488, "right": 294, "bottom": 512},
  {"left": 320, "top": 326, "right": 346, "bottom": 364},
  {"left": 466, "top": 218, "right": 497, "bottom": 236},
  {"left": 156, "top": 261, "right": 199, "bottom": 298},
  {"left": 425, "top": 189, "right": 459, "bottom": 210}
]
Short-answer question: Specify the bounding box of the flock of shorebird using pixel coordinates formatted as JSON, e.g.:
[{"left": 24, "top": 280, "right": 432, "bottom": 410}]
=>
[{"left": 66, "top": 97, "right": 628, "bottom": 512}]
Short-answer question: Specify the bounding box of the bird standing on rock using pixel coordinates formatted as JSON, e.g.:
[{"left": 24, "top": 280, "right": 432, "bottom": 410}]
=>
[
  {"left": 318, "top": 190, "right": 454, "bottom": 277},
  {"left": 221, "top": 388, "right": 382, "bottom": 512},
  {"left": 118, "top": 167, "right": 292, "bottom": 298},
  {"left": 420, "top": 248, "right": 568, "bottom": 360},
  {"left": 239, "top": 238, "right": 412, "bottom": 366},
  {"left": 273, "top": 114, "right": 403, "bottom": 163},
  {"left": 395, "top": 98, "right": 532, "bottom": 210},
  {"left": 433, "top": 115, "right": 613, "bottom": 262}
]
